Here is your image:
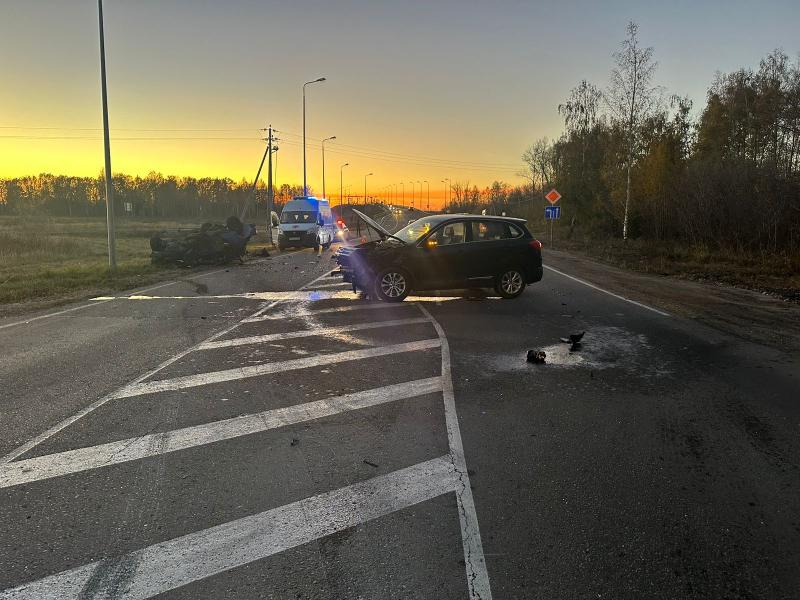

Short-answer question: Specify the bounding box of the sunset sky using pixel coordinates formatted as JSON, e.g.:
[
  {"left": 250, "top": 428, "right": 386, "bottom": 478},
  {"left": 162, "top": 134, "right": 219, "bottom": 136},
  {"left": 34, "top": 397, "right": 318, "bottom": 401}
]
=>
[{"left": 1, "top": 0, "right": 798, "bottom": 205}]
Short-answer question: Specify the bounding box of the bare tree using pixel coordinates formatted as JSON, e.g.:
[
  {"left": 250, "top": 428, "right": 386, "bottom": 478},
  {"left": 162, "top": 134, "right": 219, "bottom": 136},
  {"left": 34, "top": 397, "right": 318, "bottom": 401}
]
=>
[
  {"left": 521, "top": 137, "right": 556, "bottom": 192},
  {"left": 559, "top": 80, "right": 603, "bottom": 175},
  {"left": 605, "top": 21, "right": 660, "bottom": 239}
]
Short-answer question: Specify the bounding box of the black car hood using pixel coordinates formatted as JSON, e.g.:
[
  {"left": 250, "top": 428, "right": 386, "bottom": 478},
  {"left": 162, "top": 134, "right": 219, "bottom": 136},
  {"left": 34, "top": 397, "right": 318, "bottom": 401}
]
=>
[{"left": 350, "top": 209, "right": 393, "bottom": 239}]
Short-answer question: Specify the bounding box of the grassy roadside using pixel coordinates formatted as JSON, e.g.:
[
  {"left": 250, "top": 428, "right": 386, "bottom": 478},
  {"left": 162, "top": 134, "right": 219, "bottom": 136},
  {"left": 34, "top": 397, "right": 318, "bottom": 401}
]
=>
[
  {"left": 540, "top": 231, "right": 800, "bottom": 302},
  {"left": 0, "top": 216, "right": 271, "bottom": 316}
]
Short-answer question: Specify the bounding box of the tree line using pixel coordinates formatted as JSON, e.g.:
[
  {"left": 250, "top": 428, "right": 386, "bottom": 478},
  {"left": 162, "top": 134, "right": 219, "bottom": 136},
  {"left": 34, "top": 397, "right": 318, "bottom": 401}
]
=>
[
  {"left": 446, "top": 24, "right": 800, "bottom": 255},
  {"left": 0, "top": 172, "right": 306, "bottom": 220}
]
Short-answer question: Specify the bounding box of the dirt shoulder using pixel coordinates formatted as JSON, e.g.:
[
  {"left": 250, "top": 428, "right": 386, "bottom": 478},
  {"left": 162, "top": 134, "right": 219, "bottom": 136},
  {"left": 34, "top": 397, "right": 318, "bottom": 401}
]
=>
[{"left": 545, "top": 248, "right": 800, "bottom": 355}]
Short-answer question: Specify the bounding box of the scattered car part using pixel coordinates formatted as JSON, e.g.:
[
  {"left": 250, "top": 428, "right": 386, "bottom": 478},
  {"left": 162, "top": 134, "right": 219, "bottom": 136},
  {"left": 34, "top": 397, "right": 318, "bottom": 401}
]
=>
[{"left": 526, "top": 350, "right": 547, "bottom": 364}]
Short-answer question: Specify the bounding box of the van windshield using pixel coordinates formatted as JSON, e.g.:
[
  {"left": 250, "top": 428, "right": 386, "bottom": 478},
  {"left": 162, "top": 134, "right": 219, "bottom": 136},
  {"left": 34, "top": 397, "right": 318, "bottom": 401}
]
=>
[{"left": 281, "top": 211, "right": 316, "bottom": 224}]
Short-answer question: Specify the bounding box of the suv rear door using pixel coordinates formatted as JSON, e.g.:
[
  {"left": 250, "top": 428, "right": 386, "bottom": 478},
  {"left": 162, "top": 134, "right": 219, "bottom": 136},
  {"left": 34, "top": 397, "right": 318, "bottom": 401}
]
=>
[{"left": 465, "top": 220, "right": 527, "bottom": 282}]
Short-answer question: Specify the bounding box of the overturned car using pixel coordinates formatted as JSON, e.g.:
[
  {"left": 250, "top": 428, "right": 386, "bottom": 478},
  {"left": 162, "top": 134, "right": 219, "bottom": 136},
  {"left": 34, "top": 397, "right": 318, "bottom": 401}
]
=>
[
  {"left": 335, "top": 210, "right": 543, "bottom": 302},
  {"left": 150, "top": 216, "right": 256, "bottom": 266}
]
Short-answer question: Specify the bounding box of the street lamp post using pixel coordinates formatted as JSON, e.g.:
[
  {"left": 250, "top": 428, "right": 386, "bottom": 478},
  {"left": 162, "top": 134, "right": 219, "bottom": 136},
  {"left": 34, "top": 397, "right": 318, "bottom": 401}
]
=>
[
  {"left": 321, "top": 135, "right": 336, "bottom": 199},
  {"left": 340, "top": 163, "right": 349, "bottom": 204},
  {"left": 424, "top": 180, "right": 430, "bottom": 211},
  {"left": 416, "top": 181, "right": 422, "bottom": 210},
  {"left": 302, "top": 77, "right": 326, "bottom": 196},
  {"left": 97, "top": 0, "right": 116, "bottom": 271},
  {"left": 364, "top": 172, "right": 373, "bottom": 205},
  {"left": 400, "top": 182, "right": 405, "bottom": 207}
]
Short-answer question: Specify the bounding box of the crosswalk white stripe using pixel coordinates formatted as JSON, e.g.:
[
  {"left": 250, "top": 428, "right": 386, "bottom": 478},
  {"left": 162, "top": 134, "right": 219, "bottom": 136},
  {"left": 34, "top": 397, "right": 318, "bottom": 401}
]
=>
[
  {"left": 0, "top": 270, "right": 337, "bottom": 466},
  {"left": 112, "top": 339, "right": 441, "bottom": 398},
  {"left": 0, "top": 377, "right": 443, "bottom": 489},
  {"left": 197, "top": 317, "right": 430, "bottom": 349},
  {"left": 0, "top": 457, "right": 458, "bottom": 600},
  {"left": 242, "top": 302, "right": 408, "bottom": 322}
]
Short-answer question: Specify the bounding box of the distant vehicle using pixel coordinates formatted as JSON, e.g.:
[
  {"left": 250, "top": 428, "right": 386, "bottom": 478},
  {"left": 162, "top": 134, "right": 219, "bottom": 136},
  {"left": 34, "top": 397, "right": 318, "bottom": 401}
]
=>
[
  {"left": 336, "top": 210, "right": 543, "bottom": 302},
  {"left": 335, "top": 217, "right": 350, "bottom": 241},
  {"left": 150, "top": 216, "right": 256, "bottom": 266},
  {"left": 277, "top": 197, "right": 336, "bottom": 251}
]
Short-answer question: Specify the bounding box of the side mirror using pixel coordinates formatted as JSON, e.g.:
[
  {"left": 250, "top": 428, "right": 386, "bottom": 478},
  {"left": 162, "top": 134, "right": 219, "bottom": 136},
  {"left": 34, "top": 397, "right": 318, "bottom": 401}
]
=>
[{"left": 424, "top": 238, "right": 438, "bottom": 250}]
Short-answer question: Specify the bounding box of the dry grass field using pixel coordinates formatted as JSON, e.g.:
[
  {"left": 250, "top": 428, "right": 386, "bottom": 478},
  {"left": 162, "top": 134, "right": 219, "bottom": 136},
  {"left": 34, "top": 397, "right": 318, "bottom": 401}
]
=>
[{"left": 0, "top": 216, "right": 221, "bottom": 311}]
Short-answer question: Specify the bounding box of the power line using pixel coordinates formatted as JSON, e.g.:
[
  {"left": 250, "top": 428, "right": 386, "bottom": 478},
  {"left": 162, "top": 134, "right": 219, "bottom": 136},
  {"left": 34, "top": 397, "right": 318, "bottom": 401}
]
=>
[
  {"left": 277, "top": 130, "right": 520, "bottom": 169},
  {"left": 0, "top": 125, "right": 260, "bottom": 132},
  {"left": 0, "top": 135, "right": 261, "bottom": 141},
  {"left": 276, "top": 138, "right": 521, "bottom": 173}
]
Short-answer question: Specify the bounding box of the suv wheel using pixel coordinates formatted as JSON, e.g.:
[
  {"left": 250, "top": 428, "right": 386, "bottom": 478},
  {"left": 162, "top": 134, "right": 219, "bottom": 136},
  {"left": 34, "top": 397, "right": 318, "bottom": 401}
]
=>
[
  {"left": 374, "top": 268, "right": 410, "bottom": 302},
  {"left": 495, "top": 268, "right": 526, "bottom": 299}
]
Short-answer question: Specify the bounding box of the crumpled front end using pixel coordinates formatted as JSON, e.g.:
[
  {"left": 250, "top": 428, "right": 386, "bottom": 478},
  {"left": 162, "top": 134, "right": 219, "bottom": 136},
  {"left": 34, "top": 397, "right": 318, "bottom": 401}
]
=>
[{"left": 334, "top": 244, "right": 376, "bottom": 291}]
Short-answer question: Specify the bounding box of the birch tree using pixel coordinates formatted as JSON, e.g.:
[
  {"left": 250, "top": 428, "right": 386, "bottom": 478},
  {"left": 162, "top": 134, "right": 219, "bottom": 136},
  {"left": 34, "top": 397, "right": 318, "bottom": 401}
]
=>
[{"left": 605, "top": 21, "right": 660, "bottom": 239}]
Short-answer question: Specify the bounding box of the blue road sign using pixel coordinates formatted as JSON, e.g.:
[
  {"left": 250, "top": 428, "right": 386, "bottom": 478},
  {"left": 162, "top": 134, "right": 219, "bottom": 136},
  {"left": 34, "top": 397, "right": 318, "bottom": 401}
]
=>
[{"left": 544, "top": 205, "right": 561, "bottom": 220}]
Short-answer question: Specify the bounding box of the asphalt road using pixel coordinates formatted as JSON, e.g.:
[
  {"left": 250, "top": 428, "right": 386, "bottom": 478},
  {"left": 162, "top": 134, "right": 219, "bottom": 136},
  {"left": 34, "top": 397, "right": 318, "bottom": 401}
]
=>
[{"left": 0, "top": 244, "right": 798, "bottom": 599}]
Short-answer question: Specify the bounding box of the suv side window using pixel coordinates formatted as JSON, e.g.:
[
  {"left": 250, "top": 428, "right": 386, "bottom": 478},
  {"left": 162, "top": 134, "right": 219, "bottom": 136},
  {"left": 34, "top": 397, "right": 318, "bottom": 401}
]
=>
[
  {"left": 430, "top": 221, "right": 466, "bottom": 246},
  {"left": 470, "top": 221, "right": 520, "bottom": 241}
]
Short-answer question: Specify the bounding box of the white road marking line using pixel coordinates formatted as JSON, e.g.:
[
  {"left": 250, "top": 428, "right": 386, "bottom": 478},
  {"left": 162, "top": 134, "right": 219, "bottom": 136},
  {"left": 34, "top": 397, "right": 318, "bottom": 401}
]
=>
[
  {"left": 0, "top": 270, "right": 337, "bottom": 465},
  {"left": 91, "top": 291, "right": 358, "bottom": 301},
  {"left": 0, "top": 377, "right": 443, "bottom": 489},
  {"left": 308, "top": 281, "right": 352, "bottom": 289},
  {"left": 0, "top": 267, "right": 242, "bottom": 333},
  {"left": 0, "top": 300, "right": 112, "bottom": 331},
  {"left": 418, "top": 305, "right": 492, "bottom": 599},
  {"left": 198, "top": 317, "right": 430, "bottom": 349},
  {"left": 0, "top": 457, "right": 458, "bottom": 600},
  {"left": 543, "top": 265, "right": 670, "bottom": 317},
  {"left": 92, "top": 292, "right": 462, "bottom": 303},
  {"left": 112, "top": 339, "right": 441, "bottom": 398},
  {"left": 242, "top": 302, "right": 408, "bottom": 322}
]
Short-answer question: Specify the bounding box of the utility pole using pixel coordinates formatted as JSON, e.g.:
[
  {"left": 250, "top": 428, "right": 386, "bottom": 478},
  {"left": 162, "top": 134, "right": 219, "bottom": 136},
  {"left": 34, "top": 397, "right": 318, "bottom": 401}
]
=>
[
  {"left": 244, "top": 127, "right": 270, "bottom": 222},
  {"left": 266, "top": 125, "right": 274, "bottom": 245},
  {"left": 97, "top": 0, "right": 116, "bottom": 271}
]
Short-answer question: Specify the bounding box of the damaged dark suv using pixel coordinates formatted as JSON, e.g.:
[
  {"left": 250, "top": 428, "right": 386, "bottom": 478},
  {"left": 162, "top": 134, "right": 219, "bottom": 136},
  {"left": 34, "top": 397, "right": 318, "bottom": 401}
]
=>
[{"left": 336, "top": 210, "right": 543, "bottom": 302}]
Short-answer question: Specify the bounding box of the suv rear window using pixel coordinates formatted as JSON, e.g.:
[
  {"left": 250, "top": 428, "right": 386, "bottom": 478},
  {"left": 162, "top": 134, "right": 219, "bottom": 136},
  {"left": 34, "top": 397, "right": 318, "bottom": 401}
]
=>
[{"left": 470, "top": 221, "right": 521, "bottom": 241}]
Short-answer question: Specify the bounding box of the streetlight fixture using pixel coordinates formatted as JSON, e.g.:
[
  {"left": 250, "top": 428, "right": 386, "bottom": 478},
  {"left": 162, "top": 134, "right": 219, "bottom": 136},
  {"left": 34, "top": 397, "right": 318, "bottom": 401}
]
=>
[
  {"left": 302, "top": 77, "right": 326, "bottom": 196},
  {"left": 424, "top": 180, "right": 430, "bottom": 211},
  {"left": 340, "top": 162, "right": 349, "bottom": 204},
  {"left": 321, "top": 135, "right": 336, "bottom": 199},
  {"left": 364, "top": 172, "right": 373, "bottom": 205}
]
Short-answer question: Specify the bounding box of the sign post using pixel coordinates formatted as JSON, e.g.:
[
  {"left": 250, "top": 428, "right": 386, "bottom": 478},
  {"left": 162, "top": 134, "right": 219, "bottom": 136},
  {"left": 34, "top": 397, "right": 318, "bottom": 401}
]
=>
[{"left": 544, "top": 188, "right": 561, "bottom": 245}]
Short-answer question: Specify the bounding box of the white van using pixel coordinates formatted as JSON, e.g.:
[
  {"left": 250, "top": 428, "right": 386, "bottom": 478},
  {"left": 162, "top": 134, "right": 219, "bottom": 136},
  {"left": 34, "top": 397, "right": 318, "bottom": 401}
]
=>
[{"left": 277, "top": 196, "right": 336, "bottom": 251}]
